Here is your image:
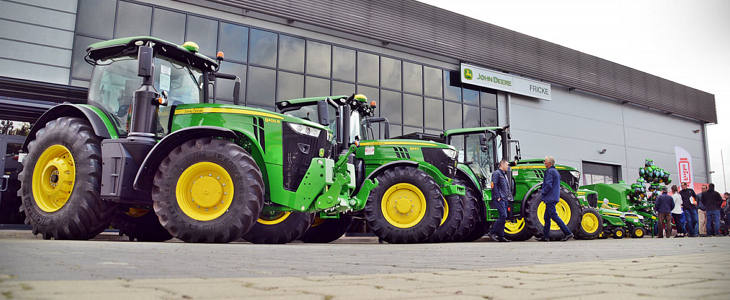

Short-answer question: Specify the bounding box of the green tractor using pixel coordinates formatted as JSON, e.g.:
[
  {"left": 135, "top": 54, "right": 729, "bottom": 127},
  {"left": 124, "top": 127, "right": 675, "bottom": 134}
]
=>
[
  {"left": 581, "top": 183, "right": 650, "bottom": 239},
  {"left": 402, "top": 126, "right": 585, "bottom": 241},
  {"left": 275, "top": 96, "right": 465, "bottom": 243},
  {"left": 17, "top": 36, "right": 378, "bottom": 243}
]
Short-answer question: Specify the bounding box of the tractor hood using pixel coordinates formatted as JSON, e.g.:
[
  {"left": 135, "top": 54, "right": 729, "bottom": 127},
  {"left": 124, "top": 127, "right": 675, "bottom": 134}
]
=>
[
  {"left": 174, "top": 103, "right": 330, "bottom": 132},
  {"left": 86, "top": 36, "right": 218, "bottom": 73},
  {"left": 512, "top": 158, "right": 577, "bottom": 171},
  {"left": 359, "top": 139, "right": 455, "bottom": 150}
]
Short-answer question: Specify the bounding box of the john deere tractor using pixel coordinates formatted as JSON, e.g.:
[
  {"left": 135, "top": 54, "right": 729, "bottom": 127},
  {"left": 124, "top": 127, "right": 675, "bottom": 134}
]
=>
[
  {"left": 18, "top": 36, "right": 376, "bottom": 243},
  {"left": 403, "top": 126, "right": 585, "bottom": 241},
  {"left": 274, "top": 96, "right": 464, "bottom": 243}
]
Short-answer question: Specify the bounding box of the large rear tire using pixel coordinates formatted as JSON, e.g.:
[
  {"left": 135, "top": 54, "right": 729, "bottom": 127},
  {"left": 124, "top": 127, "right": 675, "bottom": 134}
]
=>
[
  {"left": 19, "top": 117, "right": 115, "bottom": 240},
  {"left": 428, "top": 194, "right": 464, "bottom": 243},
  {"left": 525, "top": 187, "right": 581, "bottom": 240},
  {"left": 462, "top": 197, "right": 489, "bottom": 242},
  {"left": 111, "top": 206, "right": 172, "bottom": 242},
  {"left": 152, "top": 138, "right": 263, "bottom": 243},
  {"left": 364, "top": 166, "right": 443, "bottom": 243},
  {"left": 450, "top": 179, "right": 477, "bottom": 242},
  {"left": 242, "top": 211, "right": 312, "bottom": 244},
  {"left": 575, "top": 207, "right": 603, "bottom": 240},
  {"left": 300, "top": 214, "right": 353, "bottom": 243}
]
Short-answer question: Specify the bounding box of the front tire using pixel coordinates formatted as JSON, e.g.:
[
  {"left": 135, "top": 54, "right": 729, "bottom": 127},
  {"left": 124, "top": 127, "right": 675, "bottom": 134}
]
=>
[
  {"left": 612, "top": 227, "right": 626, "bottom": 239},
  {"left": 428, "top": 194, "right": 464, "bottom": 243},
  {"left": 504, "top": 217, "right": 532, "bottom": 241},
  {"left": 450, "top": 179, "right": 477, "bottom": 242},
  {"left": 300, "top": 214, "right": 353, "bottom": 243},
  {"left": 152, "top": 138, "right": 264, "bottom": 243},
  {"left": 575, "top": 207, "right": 603, "bottom": 240},
  {"left": 364, "top": 166, "right": 443, "bottom": 243},
  {"left": 111, "top": 207, "right": 172, "bottom": 242},
  {"left": 19, "top": 117, "right": 115, "bottom": 240},
  {"left": 242, "top": 211, "right": 312, "bottom": 244},
  {"left": 525, "top": 187, "right": 581, "bottom": 240},
  {"left": 630, "top": 226, "right": 645, "bottom": 238}
]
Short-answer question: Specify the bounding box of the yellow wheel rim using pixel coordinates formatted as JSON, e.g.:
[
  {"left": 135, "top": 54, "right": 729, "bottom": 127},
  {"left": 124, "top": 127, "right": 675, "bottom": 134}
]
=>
[
  {"left": 616, "top": 230, "right": 623, "bottom": 237},
  {"left": 581, "top": 212, "right": 599, "bottom": 234},
  {"left": 537, "top": 199, "right": 572, "bottom": 230},
  {"left": 634, "top": 228, "right": 644, "bottom": 237},
  {"left": 504, "top": 218, "right": 525, "bottom": 234},
  {"left": 258, "top": 211, "right": 291, "bottom": 225},
  {"left": 32, "top": 144, "right": 75, "bottom": 213},
  {"left": 175, "top": 162, "right": 234, "bottom": 221},
  {"left": 381, "top": 183, "right": 427, "bottom": 228},
  {"left": 440, "top": 198, "right": 449, "bottom": 226}
]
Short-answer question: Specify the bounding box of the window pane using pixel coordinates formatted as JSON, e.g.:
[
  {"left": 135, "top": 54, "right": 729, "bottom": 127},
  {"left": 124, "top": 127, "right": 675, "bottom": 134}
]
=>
[
  {"left": 444, "top": 101, "right": 462, "bottom": 129},
  {"left": 463, "top": 87, "right": 479, "bottom": 105},
  {"left": 246, "top": 66, "right": 276, "bottom": 107},
  {"left": 115, "top": 1, "right": 151, "bottom": 38},
  {"left": 76, "top": 0, "right": 116, "bottom": 39},
  {"left": 305, "top": 76, "right": 330, "bottom": 97},
  {"left": 424, "top": 97, "right": 443, "bottom": 130},
  {"left": 403, "top": 62, "right": 422, "bottom": 95},
  {"left": 481, "top": 107, "right": 498, "bottom": 126},
  {"left": 389, "top": 124, "right": 403, "bottom": 138},
  {"left": 444, "top": 70, "right": 462, "bottom": 101},
  {"left": 464, "top": 105, "right": 479, "bottom": 127},
  {"left": 186, "top": 16, "right": 218, "bottom": 58},
  {"left": 278, "top": 35, "right": 304, "bottom": 72},
  {"left": 71, "top": 35, "right": 102, "bottom": 80},
  {"left": 249, "top": 29, "right": 277, "bottom": 67},
  {"left": 151, "top": 8, "right": 186, "bottom": 44},
  {"left": 380, "top": 90, "right": 401, "bottom": 124},
  {"left": 277, "top": 71, "right": 303, "bottom": 101},
  {"left": 380, "top": 57, "right": 401, "bottom": 91},
  {"left": 306, "top": 41, "right": 331, "bottom": 77},
  {"left": 332, "top": 46, "right": 355, "bottom": 82},
  {"left": 424, "top": 66, "right": 442, "bottom": 98},
  {"left": 218, "top": 22, "right": 248, "bottom": 63},
  {"left": 404, "top": 125, "right": 422, "bottom": 135},
  {"left": 481, "top": 91, "right": 497, "bottom": 109},
  {"left": 332, "top": 81, "right": 354, "bottom": 96},
  {"left": 403, "top": 94, "right": 423, "bottom": 127},
  {"left": 215, "top": 62, "right": 245, "bottom": 103},
  {"left": 357, "top": 52, "right": 379, "bottom": 86}
]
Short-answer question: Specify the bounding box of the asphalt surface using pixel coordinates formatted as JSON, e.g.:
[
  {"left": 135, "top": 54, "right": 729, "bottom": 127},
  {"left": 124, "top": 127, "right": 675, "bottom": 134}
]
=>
[{"left": 1, "top": 230, "right": 728, "bottom": 281}]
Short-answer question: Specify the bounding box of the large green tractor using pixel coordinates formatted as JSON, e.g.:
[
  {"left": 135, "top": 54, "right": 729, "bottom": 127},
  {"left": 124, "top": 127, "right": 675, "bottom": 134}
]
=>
[
  {"left": 17, "top": 36, "right": 376, "bottom": 243},
  {"left": 275, "top": 96, "right": 465, "bottom": 243},
  {"left": 404, "top": 126, "right": 584, "bottom": 241}
]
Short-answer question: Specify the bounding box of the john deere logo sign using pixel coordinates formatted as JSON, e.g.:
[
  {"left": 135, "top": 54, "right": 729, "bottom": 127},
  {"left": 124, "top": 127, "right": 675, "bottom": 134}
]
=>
[
  {"left": 463, "top": 68, "right": 473, "bottom": 80},
  {"left": 460, "top": 63, "right": 552, "bottom": 100}
]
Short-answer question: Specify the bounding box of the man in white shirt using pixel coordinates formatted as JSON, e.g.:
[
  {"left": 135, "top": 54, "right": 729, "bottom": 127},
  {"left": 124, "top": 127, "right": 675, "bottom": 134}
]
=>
[{"left": 670, "top": 185, "right": 685, "bottom": 237}]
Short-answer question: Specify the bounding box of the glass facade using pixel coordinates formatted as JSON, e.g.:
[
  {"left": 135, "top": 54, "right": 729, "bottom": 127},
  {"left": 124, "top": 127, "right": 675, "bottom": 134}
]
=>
[{"left": 71, "top": 0, "right": 498, "bottom": 137}]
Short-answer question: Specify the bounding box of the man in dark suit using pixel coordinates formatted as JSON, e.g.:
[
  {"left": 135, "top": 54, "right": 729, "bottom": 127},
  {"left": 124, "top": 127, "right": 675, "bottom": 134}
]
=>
[
  {"left": 537, "top": 156, "right": 573, "bottom": 242},
  {"left": 488, "top": 159, "right": 512, "bottom": 242}
]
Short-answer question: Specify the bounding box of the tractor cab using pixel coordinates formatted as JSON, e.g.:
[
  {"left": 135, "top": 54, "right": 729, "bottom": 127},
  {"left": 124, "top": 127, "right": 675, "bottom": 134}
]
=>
[{"left": 441, "top": 127, "right": 515, "bottom": 187}]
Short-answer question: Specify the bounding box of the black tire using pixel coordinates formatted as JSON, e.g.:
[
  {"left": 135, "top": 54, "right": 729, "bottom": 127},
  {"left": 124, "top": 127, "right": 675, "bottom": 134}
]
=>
[
  {"left": 111, "top": 207, "right": 172, "bottom": 242},
  {"left": 450, "top": 179, "right": 477, "bottom": 242},
  {"left": 428, "top": 194, "right": 464, "bottom": 243},
  {"left": 612, "top": 227, "right": 626, "bottom": 239},
  {"left": 18, "top": 117, "right": 115, "bottom": 240},
  {"left": 462, "top": 197, "right": 489, "bottom": 242},
  {"left": 575, "top": 207, "right": 603, "bottom": 240},
  {"left": 152, "top": 138, "right": 264, "bottom": 243},
  {"left": 364, "top": 166, "right": 443, "bottom": 244},
  {"left": 630, "top": 226, "right": 645, "bottom": 238},
  {"left": 243, "top": 211, "right": 312, "bottom": 244},
  {"left": 0, "top": 178, "right": 24, "bottom": 224},
  {"left": 525, "top": 187, "right": 581, "bottom": 240},
  {"left": 597, "top": 228, "right": 609, "bottom": 239},
  {"left": 503, "top": 217, "right": 533, "bottom": 241},
  {"left": 300, "top": 214, "right": 353, "bottom": 243}
]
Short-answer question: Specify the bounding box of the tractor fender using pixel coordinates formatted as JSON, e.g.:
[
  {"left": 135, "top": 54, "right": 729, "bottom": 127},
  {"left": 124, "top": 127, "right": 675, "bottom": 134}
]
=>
[
  {"left": 454, "top": 168, "right": 482, "bottom": 202},
  {"left": 133, "top": 126, "right": 238, "bottom": 191},
  {"left": 352, "top": 160, "right": 418, "bottom": 195},
  {"left": 522, "top": 182, "right": 543, "bottom": 203},
  {"left": 22, "top": 103, "right": 115, "bottom": 151}
]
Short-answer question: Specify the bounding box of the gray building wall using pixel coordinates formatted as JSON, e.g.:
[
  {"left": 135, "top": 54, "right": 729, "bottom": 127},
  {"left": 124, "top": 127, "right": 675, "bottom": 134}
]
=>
[
  {"left": 511, "top": 86, "right": 708, "bottom": 185},
  {"left": 0, "top": 0, "right": 78, "bottom": 84}
]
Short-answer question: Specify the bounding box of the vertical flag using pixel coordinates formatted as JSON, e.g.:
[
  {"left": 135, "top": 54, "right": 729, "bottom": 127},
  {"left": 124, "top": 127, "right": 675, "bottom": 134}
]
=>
[{"left": 674, "top": 146, "right": 694, "bottom": 188}]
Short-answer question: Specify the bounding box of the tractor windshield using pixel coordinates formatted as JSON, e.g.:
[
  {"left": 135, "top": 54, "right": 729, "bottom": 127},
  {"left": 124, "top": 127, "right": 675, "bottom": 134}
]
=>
[
  {"left": 450, "top": 131, "right": 497, "bottom": 182},
  {"left": 88, "top": 56, "right": 202, "bottom": 136}
]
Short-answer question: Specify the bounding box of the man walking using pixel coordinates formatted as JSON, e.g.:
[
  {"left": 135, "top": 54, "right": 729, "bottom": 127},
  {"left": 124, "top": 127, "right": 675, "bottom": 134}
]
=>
[
  {"left": 670, "top": 185, "right": 685, "bottom": 237},
  {"left": 488, "top": 160, "right": 512, "bottom": 242},
  {"left": 679, "top": 182, "right": 699, "bottom": 237},
  {"left": 537, "top": 156, "right": 573, "bottom": 242},
  {"left": 702, "top": 183, "right": 723, "bottom": 236},
  {"left": 655, "top": 186, "right": 675, "bottom": 238}
]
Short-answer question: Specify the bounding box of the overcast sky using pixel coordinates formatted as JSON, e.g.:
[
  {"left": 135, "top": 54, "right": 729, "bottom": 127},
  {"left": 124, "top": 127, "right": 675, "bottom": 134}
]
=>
[{"left": 418, "top": 0, "right": 730, "bottom": 188}]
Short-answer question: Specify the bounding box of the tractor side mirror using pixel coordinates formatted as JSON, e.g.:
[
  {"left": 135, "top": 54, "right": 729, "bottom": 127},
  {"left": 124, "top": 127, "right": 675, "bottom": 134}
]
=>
[
  {"left": 233, "top": 79, "right": 241, "bottom": 105},
  {"left": 365, "top": 117, "right": 390, "bottom": 139},
  {"left": 137, "top": 46, "right": 154, "bottom": 79},
  {"left": 317, "top": 100, "right": 330, "bottom": 126}
]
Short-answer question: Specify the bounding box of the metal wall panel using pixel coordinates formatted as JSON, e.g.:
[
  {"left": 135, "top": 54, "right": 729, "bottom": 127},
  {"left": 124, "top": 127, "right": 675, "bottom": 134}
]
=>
[{"left": 205, "top": 0, "right": 717, "bottom": 123}]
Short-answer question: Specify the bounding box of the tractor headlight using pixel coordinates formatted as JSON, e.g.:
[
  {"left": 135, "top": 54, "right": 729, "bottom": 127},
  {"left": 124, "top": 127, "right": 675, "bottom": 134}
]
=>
[
  {"left": 288, "top": 123, "right": 321, "bottom": 137},
  {"left": 442, "top": 148, "right": 457, "bottom": 159},
  {"left": 569, "top": 170, "right": 580, "bottom": 179},
  {"left": 638, "top": 215, "right": 644, "bottom": 220}
]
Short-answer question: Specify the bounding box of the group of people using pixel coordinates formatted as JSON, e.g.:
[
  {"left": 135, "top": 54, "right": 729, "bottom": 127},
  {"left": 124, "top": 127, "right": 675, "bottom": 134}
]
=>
[{"left": 654, "top": 182, "right": 729, "bottom": 238}]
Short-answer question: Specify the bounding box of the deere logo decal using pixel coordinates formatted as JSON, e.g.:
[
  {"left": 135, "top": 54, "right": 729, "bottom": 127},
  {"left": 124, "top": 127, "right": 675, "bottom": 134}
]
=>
[{"left": 463, "top": 68, "right": 473, "bottom": 80}]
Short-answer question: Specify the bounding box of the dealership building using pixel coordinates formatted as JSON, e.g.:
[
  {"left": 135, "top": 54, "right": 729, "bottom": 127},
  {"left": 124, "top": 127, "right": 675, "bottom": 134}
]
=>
[{"left": 0, "top": 0, "right": 717, "bottom": 185}]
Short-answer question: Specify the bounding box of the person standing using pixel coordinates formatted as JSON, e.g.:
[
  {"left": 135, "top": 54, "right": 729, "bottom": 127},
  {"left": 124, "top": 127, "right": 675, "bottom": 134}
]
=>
[
  {"left": 670, "top": 185, "right": 685, "bottom": 237},
  {"left": 723, "top": 192, "right": 730, "bottom": 234},
  {"left": 537, "top": 156, "right": 573, "bottom": 242},
  {"left": 487, "top": 160, "right": 512, "bottom": 242},
  {"left": 698, "top": 185, "right": 708, "bottom": 236},
  {"left": 702, "top": 183, "right": 723, "bottom": 236},
  {"left": 655, "top": 186, "right": 675, "bottom": 238},
  {"left": 680, "top": 182, "right": 699, "bottom": 237}
]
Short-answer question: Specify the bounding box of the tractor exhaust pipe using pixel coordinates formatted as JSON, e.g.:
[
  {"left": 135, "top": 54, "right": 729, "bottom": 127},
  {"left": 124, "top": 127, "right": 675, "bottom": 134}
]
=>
[{"left": 128, "top": 45, "right": 159, "bottom": 141}]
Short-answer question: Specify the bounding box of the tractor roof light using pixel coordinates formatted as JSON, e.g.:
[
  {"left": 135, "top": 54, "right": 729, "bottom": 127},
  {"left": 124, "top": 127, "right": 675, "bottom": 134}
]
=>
[
  {"left": 370, "top": 101, "right": 377, "bottom": 108},
  {"left": 216, "top": 51, "right": 224, "bottom": 60},
  {"left": 182, "top": 41, "right": 200, "bottom": 53}
]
